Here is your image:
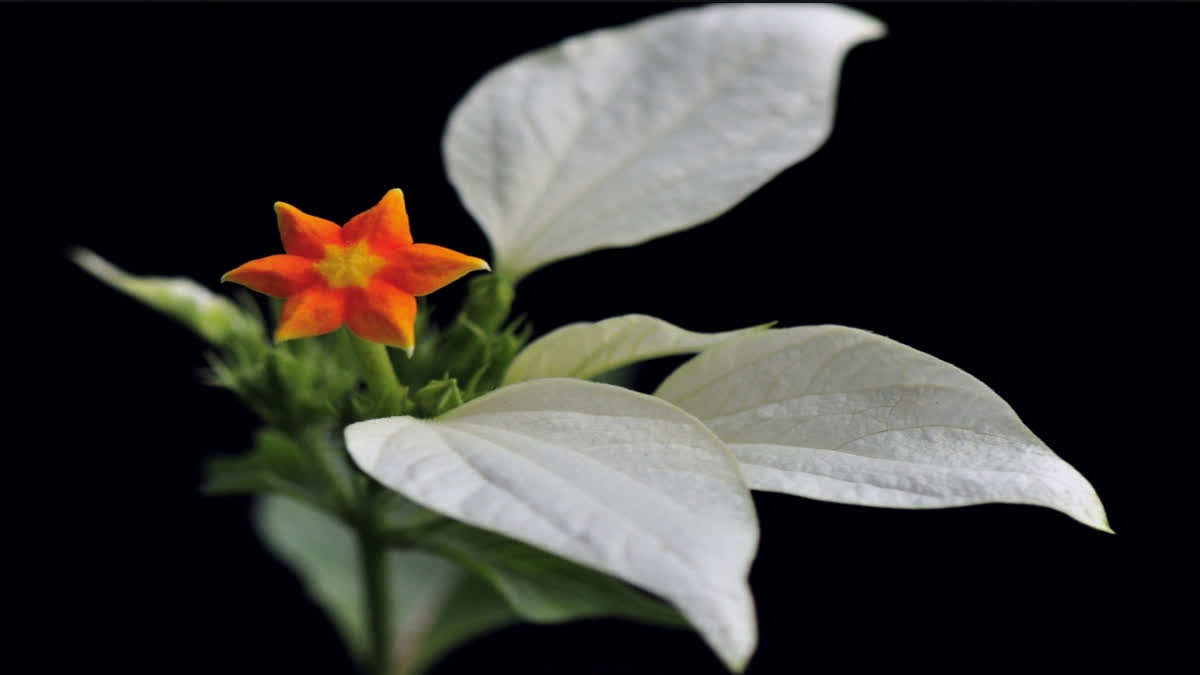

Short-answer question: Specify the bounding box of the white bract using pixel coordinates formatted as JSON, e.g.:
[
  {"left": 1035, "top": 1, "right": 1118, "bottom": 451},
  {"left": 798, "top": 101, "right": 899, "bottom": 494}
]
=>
[
  {"left": 445, "top": 3, "right": 885, "bottom": 280},
  {"left": 343, "top": 3, "right": 1110, "bottom": 671},
  {"left": 346, "top": 379, "right": 759, "bottom": 670},
  {"left": 502, "top": 314, "right": 770, "bottom": 385},
  {"left": 656, "top": 326, "right": 1110, "bottom": 531}
]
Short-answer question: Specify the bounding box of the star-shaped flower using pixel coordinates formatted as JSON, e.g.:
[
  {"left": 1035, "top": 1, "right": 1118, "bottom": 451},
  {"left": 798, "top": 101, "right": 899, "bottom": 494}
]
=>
[{"left": 223, "top": 189, "right": 488, "bottom": 354}]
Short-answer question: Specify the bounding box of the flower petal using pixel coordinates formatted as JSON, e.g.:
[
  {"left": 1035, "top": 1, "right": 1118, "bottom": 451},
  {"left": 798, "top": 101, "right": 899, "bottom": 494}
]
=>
[
  {"left": 345, "top": 279, "right": 417, "bottom": 353},
  {"left": 276, "top": 284, "right": 346, "bottom": 343},
  {"left": 342, "top": 188, "right": 413, "bottom": 256},
  {"left": 379, "top": 243, "right": 490, "bottom": 297},
  {"left": 276, "top": 201, "right": 344, "bottom": 259},
  {"left": 222, "top": 254, "right": 317, "bottom": 298}
]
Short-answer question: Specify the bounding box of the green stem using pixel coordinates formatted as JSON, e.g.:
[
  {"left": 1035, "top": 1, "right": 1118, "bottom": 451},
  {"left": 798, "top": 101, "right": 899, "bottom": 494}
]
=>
[
  {"left": 360, "top": 528, "right": 394, "bottom": 675},
  {"left": 293, "top": 426, "right": 355, "bottom": 517},
  {"left": 348, "top": 333, "right": 407, "bottom": 413}
]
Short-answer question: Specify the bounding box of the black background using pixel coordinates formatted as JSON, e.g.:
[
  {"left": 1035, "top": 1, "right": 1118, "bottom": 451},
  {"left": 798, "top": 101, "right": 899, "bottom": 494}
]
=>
[{"left": 11, "top": 3, "right": 1196, "bottom": 673}]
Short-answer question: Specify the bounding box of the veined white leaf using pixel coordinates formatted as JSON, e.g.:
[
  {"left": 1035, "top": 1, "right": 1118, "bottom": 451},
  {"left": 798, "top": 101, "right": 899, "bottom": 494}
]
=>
[
  {"left": 444, "top": 3, "right": 885, "bottom": 280},
  {"left": 502, "top": 314, "right": 771, "bottom": 385},
  {"left": 345, "top": 379, "right": 759, "bottom": 670},
  {"left": 655, "top": 326, "right": 1110, "bottom": 532}
]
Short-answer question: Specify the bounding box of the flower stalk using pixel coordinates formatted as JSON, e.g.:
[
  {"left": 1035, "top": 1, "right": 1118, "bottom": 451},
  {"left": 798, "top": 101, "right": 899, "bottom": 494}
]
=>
[
  {"left": 346, "top": 333, "right": 406, "bottom": 674},
  {"left": 360, "top": 521, "right": 395, "bottom": 675},
  {"left": 348, "top": 333, "right": 408, "bottom": 417}
]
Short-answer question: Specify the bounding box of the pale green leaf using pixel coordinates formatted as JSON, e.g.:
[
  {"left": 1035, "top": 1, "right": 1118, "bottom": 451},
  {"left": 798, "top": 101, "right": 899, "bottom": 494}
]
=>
[
  {"left": 417, "top": 521, "right": 686, "bottom": 627},
  {"left": 443, "top": 3, "right": 885, "bottom": 280},
  {"left": 655, "top": 326, "right": 1110, "bottom": 532},
  {"left": 346, "top": 379, "right": 759, "bottom": 670},
  {"left": 255, "top": 496, "right": 462, "bottom": 665},
  {"left": 404, "top": 574, "right": 516, "bottom": 675},
  {"left": 71, "top": 247, "right": 254, "bottom": 345},
  {"left": 502, "top": 314, "right": 771, "bottom": 385}
]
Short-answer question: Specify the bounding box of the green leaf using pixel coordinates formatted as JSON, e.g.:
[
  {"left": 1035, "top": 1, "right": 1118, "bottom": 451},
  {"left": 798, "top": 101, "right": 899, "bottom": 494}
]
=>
[
  {"left": 205, "top": 430, "right": 320, "bottom": 502},
  {"left": 404, "top": 573, "right": 517, "bottom": 675},
  {"left": 416, "top": 521, "right": 687, "bottom": 628},
  {"left": 256, "top": 495, "right": 372, "bottom": 659},
  {"left": 502, "top": 314, "right": 771, "bottom": 385},
  {"left": 70, "top": 247, "right": 259, "bottom": 346},
  {"left": 256, "top": 496, "right": 469, "bottom": 669}
]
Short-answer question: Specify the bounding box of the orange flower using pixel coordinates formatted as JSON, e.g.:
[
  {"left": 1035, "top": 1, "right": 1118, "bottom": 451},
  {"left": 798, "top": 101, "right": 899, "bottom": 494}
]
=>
[{"left": 223, "top": 189, "right": 489, "bottom": 355}]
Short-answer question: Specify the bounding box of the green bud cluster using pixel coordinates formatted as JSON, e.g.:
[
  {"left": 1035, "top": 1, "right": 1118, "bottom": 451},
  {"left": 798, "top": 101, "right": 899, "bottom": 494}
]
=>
[{"left": 201, "top": 272, "right": 530, "bottom": 513}]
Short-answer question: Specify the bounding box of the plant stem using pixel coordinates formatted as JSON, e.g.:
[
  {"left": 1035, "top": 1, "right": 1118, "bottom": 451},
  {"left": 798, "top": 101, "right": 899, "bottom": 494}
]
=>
[
  {"left": 348, "top": 333, "right": 407, "bottom": 413},
  {"left": 294, "top": 426, "right": 355, "bottom": 517},
  {"left": 360, "top": 529, "right": 394, "bottom": 675},
  {"left": 345, "top": 334, "right": 405, "bottom": 673}
]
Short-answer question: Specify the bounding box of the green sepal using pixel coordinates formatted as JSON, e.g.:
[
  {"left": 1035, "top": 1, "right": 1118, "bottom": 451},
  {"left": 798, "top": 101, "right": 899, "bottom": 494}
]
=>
[
  {"left": 205, "top": 428, "right": 358, "bottom": 516},
  {"left": 350, "top": 387, "right": 411, "bottom": 423},
  {"left": 207, "top": 330, "right": 359, "bottom": 433},
  {"left": 440, "top": 315, "right": 533, "bottom": 402},
  {"left": 206, "top": 430, "right": 321, "bottom": 505},
  {"left": 413, "top": 377, "right": 465, "bottom": 418},
  {"left": 461, "top": 274, "right": 515, "bottom": 334}
]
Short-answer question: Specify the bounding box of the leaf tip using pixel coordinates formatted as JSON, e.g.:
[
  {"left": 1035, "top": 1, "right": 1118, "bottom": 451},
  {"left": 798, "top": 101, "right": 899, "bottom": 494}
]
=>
[
  {"left": 724, "top": 652, "right": 753, "bottom": 674},
  {"left": 834, "top": 4, "right": 888, "bottom": 44},
  {"left": 1069, "top": 488, "right": 1113, "bottom": 534},
  {"left": 68, "top": 246, "right": 117, "bottom": 280}
]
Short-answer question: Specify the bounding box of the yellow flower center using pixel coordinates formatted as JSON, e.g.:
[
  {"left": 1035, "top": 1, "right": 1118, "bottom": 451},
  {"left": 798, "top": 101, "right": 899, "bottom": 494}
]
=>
[{"left": 314, "top": 240, "right": 387, "bottom": 289}]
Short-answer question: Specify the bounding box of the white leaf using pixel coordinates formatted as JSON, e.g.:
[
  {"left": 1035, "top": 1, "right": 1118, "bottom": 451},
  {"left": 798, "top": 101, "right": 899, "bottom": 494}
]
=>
[
  {"left": 655, "top": 326, "right": 1111, "bottom": 532},
  {"left": 502, "top": 314, "right": 771, "bottom": 385},
  {"left": 345, "top": 379, "right": 760, "bottom": 670},
  {"left": 443, "top": 3, "right": 885, "bottom": 280}
]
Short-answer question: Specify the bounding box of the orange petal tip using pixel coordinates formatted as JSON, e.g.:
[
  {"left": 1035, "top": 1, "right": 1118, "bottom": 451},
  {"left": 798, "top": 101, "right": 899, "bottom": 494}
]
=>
[
  {"left": 345, "top": 280, "right": 417, "bottom": 352},
  {"left": 342, "top": 189, "right": 413, "bottom": 253}
]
